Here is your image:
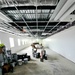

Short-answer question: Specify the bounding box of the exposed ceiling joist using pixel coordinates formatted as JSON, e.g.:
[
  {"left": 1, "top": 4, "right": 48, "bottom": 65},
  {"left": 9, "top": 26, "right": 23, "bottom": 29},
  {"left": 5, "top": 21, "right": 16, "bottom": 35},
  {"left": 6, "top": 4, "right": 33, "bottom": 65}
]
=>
[{"left": 0, "top": 0, "right": 72, "bottom": 38}]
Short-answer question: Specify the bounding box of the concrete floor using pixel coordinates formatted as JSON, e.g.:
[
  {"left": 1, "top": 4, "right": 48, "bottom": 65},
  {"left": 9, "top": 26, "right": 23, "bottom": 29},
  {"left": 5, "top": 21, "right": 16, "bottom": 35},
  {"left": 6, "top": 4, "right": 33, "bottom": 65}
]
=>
[{"left": 5, "top": 47, "right": 75, "bottom": 75}]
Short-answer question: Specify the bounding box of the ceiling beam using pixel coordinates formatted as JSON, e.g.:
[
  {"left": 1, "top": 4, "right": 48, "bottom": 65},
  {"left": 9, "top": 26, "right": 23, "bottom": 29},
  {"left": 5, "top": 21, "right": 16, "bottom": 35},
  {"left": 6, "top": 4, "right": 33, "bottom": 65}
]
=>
[
  {"left": 1, "top": 6, "right": 56, "bottom": 10},
  {"left": 50, "top": 0, "right": 67, "bottom": 20},
  {"left": 54, "top": 0, "right": 75, "bottom": 21},
  {"left": 60, "top": 3, "right": 75, "bottom": 21},
  {"left": 36, "top": 0, "right": 38, "bottom": 37},
  {"left": 10, "top": 0, "right": 34, "bottom": 37},
  {"left": 48, "top": 22, "right": 60, "bottom": 32},
  {"left": 0, "top": 7, "right": 23, "bottom": 31},
  {"left": 11, "top": 20, "right": 61, "bottom": 23}
]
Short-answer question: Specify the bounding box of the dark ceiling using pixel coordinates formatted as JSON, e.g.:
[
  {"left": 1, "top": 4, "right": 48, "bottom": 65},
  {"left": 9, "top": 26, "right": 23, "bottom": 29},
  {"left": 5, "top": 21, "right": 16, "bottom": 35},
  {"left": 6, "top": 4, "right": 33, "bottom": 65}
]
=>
[{"left": 0, "top": 0, "right": 69, "bottom": 38}]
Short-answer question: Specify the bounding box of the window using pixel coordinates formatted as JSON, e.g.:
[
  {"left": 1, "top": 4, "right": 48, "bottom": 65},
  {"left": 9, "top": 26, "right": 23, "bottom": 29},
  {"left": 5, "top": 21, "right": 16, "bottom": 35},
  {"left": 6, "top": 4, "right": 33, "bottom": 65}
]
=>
[
  {"left": 25, "top": 39, "right": 28, "bottom": 44},
  {"left": 18, "top": 39, "right": 21, "bottom": 46},
  {"left": 22, "top": 39, "right": 24, "bottom": 45},
  {"left": 24, "top": 40, "right": 26, "bottom": 45},
  {"left": 0, "top": 40, "right": 1, "bottom": 44},
  {"left": 9, "top": 37, "right": 14, "bottom": 47}
]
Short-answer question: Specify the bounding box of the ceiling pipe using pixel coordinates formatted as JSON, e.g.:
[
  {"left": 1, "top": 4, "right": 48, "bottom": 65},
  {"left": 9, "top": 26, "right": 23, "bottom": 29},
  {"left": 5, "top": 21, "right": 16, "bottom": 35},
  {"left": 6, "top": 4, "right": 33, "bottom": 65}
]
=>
[
  {"left": 50, "top": 0, "right": 67, "bottom": 20},
  {"left": 60, "top": 3, "right": 75, "bottom": 21},
  {"left": 54, "top": 0, "right": 75, "bottom": 21},
  {"left": 0, "top": 11, "right": 12, "bottom": 22}
]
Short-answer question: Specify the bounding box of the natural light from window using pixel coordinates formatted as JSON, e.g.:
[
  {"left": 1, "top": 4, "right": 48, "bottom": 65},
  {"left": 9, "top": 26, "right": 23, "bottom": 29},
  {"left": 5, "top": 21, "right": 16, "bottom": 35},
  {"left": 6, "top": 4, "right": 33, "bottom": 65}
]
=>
[
  {"left": 9, "top": 37, "right": 14, "bottom": 47},
  {"left": 18, "top": 39, "right": 21, "bottom": 46},
  {"left": 0, "top": 40, "right": 1, "bottom": 44},
  {"left": 22, "top": 39, "right": 24, "bottom": 45}
]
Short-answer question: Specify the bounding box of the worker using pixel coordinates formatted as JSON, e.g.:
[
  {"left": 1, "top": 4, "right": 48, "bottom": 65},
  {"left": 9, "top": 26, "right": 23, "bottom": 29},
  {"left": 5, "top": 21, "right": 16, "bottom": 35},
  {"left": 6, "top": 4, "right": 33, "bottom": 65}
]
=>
[
  {"left": 40, "top": 49, "right": 44, "bottom": 62},
  {"left": 43, "top": 50, "right": 46, "bottom": 59},
  {"left": 40, "top": 44, "right": 43, "bottom": 49},
  {"left": 31, "top": 43, "right": 37, "bottom": 57}
]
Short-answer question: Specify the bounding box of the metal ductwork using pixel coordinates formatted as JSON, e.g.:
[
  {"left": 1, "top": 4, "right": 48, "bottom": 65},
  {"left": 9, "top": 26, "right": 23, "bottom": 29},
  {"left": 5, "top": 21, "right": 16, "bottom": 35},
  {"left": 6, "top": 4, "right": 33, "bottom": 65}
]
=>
[
  {"left": 54, "top": 0, "right": 75, "bottom": 21},
  {"left": 50, "top": 0, "right": 67, "bottom": 20},
  {"left": 60, "top": 3, "right": 75, "bottom": 21}
]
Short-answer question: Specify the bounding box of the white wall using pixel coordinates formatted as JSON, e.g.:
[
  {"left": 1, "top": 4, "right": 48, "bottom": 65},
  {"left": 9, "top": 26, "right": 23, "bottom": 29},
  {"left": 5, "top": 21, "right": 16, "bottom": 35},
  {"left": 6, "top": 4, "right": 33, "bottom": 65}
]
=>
[
  {"left": 0, "top": 30, "right": 33, "bottom": 53},
  {"left": 43, "top": 26, "right": 75, "bottom": 63}
]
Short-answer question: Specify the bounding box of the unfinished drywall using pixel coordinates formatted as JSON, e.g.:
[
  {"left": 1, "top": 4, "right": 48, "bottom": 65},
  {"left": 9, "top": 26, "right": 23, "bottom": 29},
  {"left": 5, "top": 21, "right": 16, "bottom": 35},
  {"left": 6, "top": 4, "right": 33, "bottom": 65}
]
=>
[{"left": 43, "top": 26, "right": 75, "bottom": 63}]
